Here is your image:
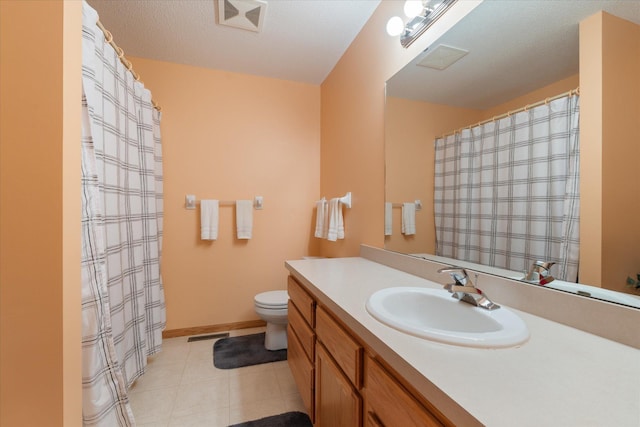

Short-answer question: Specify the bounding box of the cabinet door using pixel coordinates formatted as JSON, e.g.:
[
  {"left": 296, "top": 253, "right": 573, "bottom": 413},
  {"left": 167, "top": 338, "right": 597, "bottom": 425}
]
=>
[
  {"left": 365, "top": 356, "right": 444, "bottom": 427},
  {"left": 316, "top": 343, "right": 362, "bottom": 427}
]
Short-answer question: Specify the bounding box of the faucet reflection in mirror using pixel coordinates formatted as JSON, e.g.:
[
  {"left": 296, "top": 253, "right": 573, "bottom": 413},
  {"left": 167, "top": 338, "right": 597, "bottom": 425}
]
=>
[
  {"left": 386, "top": 0, "right": 458, "bottom": 47},
  {"left": 524, "top": 261, "right": 556, "bottom": 286}
]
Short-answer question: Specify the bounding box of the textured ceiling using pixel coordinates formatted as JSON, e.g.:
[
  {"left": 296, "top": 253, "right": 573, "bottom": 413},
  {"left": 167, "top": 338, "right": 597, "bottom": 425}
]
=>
[
  {"left": 387, "top": 0, "right": 640, "bottom": 110},
  {"left": 87, "top": 0, "right": 381, "bottom": 85},
  {"left": 87, "top": 0, "right": 640, "bottom": 106}
]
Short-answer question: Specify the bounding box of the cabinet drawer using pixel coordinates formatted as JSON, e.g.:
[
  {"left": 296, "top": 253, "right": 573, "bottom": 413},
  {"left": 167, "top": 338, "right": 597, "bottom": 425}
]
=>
[
  {"left": 364, "top": 356, "right": 444, "bottom": 427},
  {"left": 288, "top": 276, "right": 315, "bottom": 327},
  {"left": 288, "top": 300, "right": 315, "bottom": 361},
  {"left": 315, "top": 305, "right": 363, "bottom": 388},
  {"left": 288, "top": 325, "right": 315, "bottom": 422}
]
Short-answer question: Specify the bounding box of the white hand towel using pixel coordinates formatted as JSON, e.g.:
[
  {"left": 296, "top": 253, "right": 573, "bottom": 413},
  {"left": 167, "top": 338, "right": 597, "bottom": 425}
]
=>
[
  {"left": 236, "top": 200, "right": 253, "bottom": 239},
  {"left": 401, "top": 202, "right": 416, "bottom": 235},
  {"left": 314, "top": 198, "right": 328, "bottom": 239},
  {"left": 384, "top": 202, "right": 393, "bottom": 236},
  {"left": 336, "top": 201, "right": 345, "bottom": 240},
  {"left": 201, "top": 200, "right": 219, "bottom": 240},
  {"left": 327, "top": 198, "right": 345, "bottom": 241}
]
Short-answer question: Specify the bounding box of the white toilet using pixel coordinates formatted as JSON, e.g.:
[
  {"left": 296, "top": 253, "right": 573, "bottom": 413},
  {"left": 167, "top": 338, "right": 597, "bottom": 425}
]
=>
[{"left": 254, "top": 290, "right": 289, "bottom": 351}]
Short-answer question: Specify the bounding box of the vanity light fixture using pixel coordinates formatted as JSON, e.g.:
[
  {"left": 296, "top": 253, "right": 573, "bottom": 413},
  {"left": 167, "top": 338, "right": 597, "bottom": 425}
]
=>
[
  {"left": 404, "top": 0, "right": 424, "bottom": 19},
  {"left": 386, "top": 0, "right": 458, "bottom": 48},
  {"left": 386, "top": 16, "right": 405, "bottom": 37}
]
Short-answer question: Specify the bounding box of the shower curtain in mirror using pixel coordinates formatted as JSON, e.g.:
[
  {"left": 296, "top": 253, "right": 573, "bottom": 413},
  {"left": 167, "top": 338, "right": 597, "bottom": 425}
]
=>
[
  {"left": 434, "top": 95, "right": 580, "bottom": 282},
  {"left": 81, "top": 2, "right": 165, "bottom": 425}
]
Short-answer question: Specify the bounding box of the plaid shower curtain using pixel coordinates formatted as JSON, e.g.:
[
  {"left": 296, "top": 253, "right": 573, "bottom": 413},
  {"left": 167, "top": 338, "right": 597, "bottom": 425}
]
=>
[
  {"left": 81, "top": 2, "right": 165, "bottom": 425},
  {"left": 434, "top": 95, "right": 580, "bottom": 282}
]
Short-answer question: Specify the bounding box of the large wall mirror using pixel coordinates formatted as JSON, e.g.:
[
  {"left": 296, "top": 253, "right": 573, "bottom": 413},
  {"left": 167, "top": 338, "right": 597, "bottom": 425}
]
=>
[{"left": 385, "top": 0, "right": 640, "bottom": 308}]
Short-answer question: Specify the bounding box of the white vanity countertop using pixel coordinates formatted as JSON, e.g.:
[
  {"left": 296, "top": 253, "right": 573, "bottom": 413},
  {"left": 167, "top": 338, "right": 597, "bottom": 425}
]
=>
[{"left": 285, "top": 257, "right": 640, "bottom": 427}]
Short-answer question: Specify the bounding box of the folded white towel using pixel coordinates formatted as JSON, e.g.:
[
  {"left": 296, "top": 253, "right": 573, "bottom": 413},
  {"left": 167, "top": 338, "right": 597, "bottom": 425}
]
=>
[
  {"left": 385, "top": 202, "right": 393, "bottom": 236},
  {"left": 314, "top": 198, "right": 328, "bottom": 239},
  {"left": 236, "top": 200, "right": 253, "bottom": 239},
  {"left": 401, "top": 202, "right": 416, "bottom": 235},
  {"left": 201, "top": 200, "right": 219, "bottom": 240},
  {"left": 327, "top": 198, "right": 345, "bottom": 241}
]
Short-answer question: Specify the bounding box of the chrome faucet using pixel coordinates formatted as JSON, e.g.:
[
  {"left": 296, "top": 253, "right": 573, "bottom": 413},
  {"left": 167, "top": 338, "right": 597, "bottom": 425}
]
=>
[
  {"left": 524, "top": 261, "right": 555, "bottom": 285},
  {"left": 437, "top": 267, "right": 500, "bottom": 310}
]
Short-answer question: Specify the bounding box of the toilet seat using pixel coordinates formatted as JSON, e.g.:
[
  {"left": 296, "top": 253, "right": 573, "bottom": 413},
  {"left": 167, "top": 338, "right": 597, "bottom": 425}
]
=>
[{"left": 254, "top": 290, "right": 288, "bottom": 309}]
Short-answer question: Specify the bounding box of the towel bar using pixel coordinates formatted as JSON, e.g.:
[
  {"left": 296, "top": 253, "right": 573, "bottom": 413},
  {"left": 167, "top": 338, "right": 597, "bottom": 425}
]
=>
[
  {"left": 390, "top": 200, "right": 422, "bottom": 210},
  {"left": 318, "top": 192, "right": 352, "bottom": 208},
  {"left": 185, "top": 195, "right": 264, "bottom": 210}
]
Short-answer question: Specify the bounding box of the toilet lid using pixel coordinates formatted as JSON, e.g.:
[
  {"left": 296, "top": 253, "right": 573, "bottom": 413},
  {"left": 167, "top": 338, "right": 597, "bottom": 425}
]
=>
[{"left": 255, "top": 290, "right": 289, "bottom": 308}]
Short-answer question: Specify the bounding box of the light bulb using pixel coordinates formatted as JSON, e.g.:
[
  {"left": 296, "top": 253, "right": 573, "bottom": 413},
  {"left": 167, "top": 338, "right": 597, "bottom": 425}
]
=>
[
  {"left": 403, "top": 0, "right": 423, "bottom": 18},
  {"left": 386, "top": 16, "right": 404, "bottom": 36}
]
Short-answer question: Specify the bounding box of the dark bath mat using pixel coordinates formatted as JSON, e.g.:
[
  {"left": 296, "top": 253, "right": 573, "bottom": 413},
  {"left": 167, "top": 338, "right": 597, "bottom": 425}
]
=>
[
  {"left": 229, "top": 411, "right": 312, "bottom": 427},
  {"left": 213, "top": 332, "right": 287, "bottom": 369}
]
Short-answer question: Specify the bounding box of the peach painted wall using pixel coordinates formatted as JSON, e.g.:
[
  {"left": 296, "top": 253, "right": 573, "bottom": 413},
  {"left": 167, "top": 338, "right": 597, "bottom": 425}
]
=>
[
  {"left": 319, "top": 0, "right": 482, "bottom": 258},
  {"left": 580, "top": 12, "right": 640, "bottom": 291},
  {"left": 481, "top": 74, "right": 580, "bottom": 120},
  {"left": 601, "top": 13, "right": 640, "bottom": 293},
  {"left": 130, "top": 57, "right": 321, "bottom": 330},
  {"left": 384, "top": 97, "right": 482, "bottom": 254},
  {"left": 0, "top": 1, "right": 82, "bottom": 426}
]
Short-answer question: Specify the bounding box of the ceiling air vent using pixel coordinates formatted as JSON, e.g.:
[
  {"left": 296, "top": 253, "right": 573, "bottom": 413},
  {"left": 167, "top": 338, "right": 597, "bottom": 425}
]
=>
[
  {"left": 417, "top": 45, "right": 469, "bottom": 71},
  {"left": 218, "top": 0, "right": 267, "bottom": 33}
]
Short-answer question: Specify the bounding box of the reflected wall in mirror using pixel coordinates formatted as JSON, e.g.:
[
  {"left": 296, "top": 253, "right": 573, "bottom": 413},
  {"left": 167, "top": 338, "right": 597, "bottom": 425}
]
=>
[{"left": 384, "top": 0, "right": 640, "bottom": 307}]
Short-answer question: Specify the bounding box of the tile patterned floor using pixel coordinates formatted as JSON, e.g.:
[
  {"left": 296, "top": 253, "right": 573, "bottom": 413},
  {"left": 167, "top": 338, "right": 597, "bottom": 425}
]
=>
[{"left": 128, "top": 327, "right": 307, "bottom": 427}]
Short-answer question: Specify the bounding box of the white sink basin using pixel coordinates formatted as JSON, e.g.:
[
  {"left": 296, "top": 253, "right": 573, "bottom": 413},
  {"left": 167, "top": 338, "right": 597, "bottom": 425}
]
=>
[{"left": 366, "top": 287, "right": 529, "bottom": 348}]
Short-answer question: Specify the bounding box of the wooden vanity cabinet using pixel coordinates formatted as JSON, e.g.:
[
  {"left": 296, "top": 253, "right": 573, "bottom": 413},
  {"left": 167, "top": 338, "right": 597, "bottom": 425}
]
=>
[
  {"left": 287, "top": 276, "right": 316, "bottom": 421},
  {"left": 364, "top": 356, "right": 445, "bottom": 427},
  {"left": 315, "top": 306, "right": 363, "bottom": 387},
  {"left": 315, "top": 305, "right": 363, "bottom": 426},
  {"left": 288, "top": 300, "right": 314, "bottom": 360},
  {"left": 287, "top": 274, "right": 451, "bottom": 427},
  {"left": 315, "top": 343, "right": 362, "bottom": 427}
]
